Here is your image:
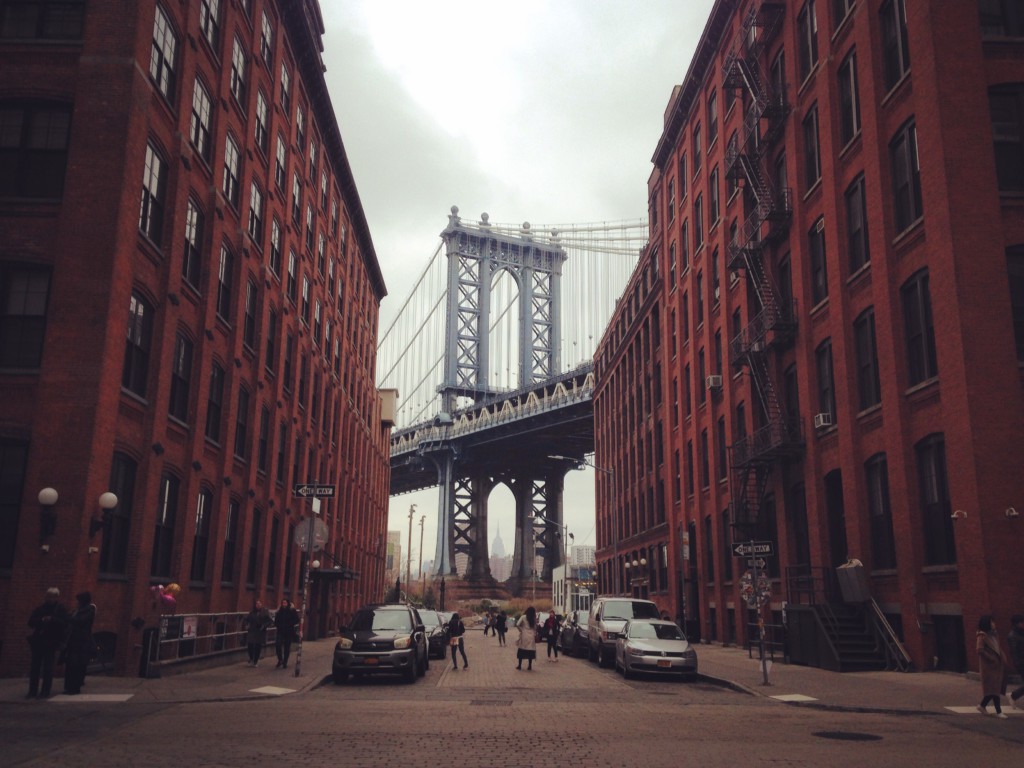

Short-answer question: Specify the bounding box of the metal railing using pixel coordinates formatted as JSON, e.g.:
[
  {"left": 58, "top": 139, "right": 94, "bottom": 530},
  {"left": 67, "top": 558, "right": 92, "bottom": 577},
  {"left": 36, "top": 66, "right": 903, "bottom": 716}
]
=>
[
  {"left": 746, "top": 621, "right": 786, "bottom": 661},
  {"left": 141, "top": 611, "right": 278, "bottom": 676}
]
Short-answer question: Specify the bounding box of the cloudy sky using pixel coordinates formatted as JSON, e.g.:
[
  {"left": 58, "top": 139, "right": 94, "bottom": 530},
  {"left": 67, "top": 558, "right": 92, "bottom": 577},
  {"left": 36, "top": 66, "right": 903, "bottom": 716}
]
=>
[{"left": 318, "top": 0, "right": 716, "bottom": 571}]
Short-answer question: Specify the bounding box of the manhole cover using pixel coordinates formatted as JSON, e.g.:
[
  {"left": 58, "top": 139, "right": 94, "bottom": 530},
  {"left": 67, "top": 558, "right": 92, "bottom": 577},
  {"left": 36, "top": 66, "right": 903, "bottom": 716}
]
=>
[{"left": 812, "top": 731, "right": 882, "bottom": 742}]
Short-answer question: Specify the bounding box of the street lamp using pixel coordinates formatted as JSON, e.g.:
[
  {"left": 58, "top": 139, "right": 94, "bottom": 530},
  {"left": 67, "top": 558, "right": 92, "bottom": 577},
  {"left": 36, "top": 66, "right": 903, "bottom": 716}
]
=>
[
  {"left": 405, "top": 504, "right": 416, "bottom": 603},
  {"left": 549, "top": 455, "right": 619, "bottom": 594}
]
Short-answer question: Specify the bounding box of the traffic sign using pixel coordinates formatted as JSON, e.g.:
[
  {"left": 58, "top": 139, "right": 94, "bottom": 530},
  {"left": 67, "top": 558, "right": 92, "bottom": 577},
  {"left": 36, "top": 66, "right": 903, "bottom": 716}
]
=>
[
  {"left": 732, "top": 540, "right": 774, "bottom": 557},
  {"left": 293, "top": 484, "right": 336, "bottom": 498},
  {"left": 746, "top": 558, "right": 768, "bottom": 570},
  {"left": 295, "top": 517, "right": 329, "bottom": 552}
]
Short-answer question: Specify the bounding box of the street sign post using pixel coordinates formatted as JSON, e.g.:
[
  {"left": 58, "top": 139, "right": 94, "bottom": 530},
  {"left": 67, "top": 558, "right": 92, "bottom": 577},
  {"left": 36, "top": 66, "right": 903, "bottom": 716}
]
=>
[
  {"left": 732, "top": 540, "right": 774, "bottom": 557},
  {"left": 293, "top": 484, "right": 336, "bottom": 498}
]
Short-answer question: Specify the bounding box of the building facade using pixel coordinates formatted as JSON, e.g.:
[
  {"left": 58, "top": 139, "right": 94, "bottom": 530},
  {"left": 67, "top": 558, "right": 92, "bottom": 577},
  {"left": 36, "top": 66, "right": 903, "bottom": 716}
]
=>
[
  {"left": 0, "top": 0, "right": 391, "bottom": 676},
  {"left": 595, "top": 0, "right": 1024, "bottom": 672}
]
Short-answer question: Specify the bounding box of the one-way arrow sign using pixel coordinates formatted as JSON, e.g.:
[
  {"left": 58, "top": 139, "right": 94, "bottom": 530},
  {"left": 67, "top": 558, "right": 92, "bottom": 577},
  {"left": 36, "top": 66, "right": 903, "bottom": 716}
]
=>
[
  {"left": 746, "top": 558, "right": 768, "bottom": 569},
  {"left": 293, "top": 484, "right": 336, "bottom": 498},
  {"left": 733, "top": 540, "right": 774, "bottom": 557}
]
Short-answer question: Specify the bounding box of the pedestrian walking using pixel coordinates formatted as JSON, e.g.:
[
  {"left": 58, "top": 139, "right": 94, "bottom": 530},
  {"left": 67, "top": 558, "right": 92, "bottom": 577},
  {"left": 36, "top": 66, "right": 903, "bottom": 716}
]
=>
[
  {"left": 1007, "top": 614, "right": 1024, "bottom": 709},
  {"left": 63, "top": 591, "right": 96, "bottom": 695},
  {"left": 544, "top": 611, "right": 561, "bottom": 661},
  {"left": 242, "top": 599, "right": 272, "bottom": 667},
  {"left": 481, "top": 612, "right": 490, "bottom": 636},
  {"left": 274, "top": 599, "right": 299, "bottom": 669},
  {"left": 515, "top": 607, "right": 538, "bottom": 670},
  {"left": 26, "top": 587, "right": 68, "bottom": 699},
  {"left": 495, "top": 611, "right": 508, "bottom": 647},
  {"left": 448, "top": 612, "right": 468, "bottom": 669},
  {"left": 976, "top": 614, "right": 1009, "bottom": 718}
]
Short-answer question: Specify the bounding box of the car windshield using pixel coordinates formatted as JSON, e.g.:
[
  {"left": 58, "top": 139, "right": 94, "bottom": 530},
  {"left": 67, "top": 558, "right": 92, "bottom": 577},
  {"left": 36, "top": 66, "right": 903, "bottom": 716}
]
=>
[
  {"left": 629, "top": 623, "right": 684, "bottom": 641},
  {"left": 420, "top": 611, "right": 440, "bottom": 628},
  {"left": 350, "top": 609, "right": 412, "bottom": 632},
  {"left": 602, "top": 601, "right": 661, "bottom": 620}
]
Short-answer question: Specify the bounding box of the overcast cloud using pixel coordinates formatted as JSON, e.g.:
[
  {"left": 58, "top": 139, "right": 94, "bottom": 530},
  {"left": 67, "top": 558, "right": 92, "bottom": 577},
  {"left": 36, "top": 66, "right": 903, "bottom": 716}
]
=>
[{"left": 318, "top": 1, "right": 715, "bottom": 570}]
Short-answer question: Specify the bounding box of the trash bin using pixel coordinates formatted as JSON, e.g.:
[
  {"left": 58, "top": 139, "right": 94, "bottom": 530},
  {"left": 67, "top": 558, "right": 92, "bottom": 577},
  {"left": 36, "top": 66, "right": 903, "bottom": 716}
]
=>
[
  {"left": 139, "top": 627, "right": 160, "bottom": 678},
  {"left": 835, "top": 559, "right": 871, "bottom": 603}
]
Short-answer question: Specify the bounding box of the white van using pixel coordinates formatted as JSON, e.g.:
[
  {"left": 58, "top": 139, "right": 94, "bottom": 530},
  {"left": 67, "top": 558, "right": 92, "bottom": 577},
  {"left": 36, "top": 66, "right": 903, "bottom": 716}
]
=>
[{"left": 587, "top": 596, "right": 661, "bottom": 667}]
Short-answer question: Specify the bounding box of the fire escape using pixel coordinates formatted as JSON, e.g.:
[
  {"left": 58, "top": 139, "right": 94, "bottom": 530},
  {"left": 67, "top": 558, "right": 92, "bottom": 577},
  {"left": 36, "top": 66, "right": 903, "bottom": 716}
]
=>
[{"left": 722, "top": 3, "right": 801, "bottom": 533}]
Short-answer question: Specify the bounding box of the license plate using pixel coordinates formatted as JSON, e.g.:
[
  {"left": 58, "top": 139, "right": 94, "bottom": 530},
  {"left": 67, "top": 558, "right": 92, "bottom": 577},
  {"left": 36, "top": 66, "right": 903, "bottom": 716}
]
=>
[
  {"left": 363, "top": 657, "right": 379, "bottom": 665},
  {"left": 657, "top": 659, "right": 672, "bottom": 668}
]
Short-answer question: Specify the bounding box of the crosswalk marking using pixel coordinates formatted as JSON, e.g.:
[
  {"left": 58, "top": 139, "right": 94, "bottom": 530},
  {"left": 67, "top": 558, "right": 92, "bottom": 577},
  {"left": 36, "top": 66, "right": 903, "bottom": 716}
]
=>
[
  {"left": 51, "top": 694, "right": 135, "bottom": 703},
  {"left": 945, "top": 706, "right": 1022, "bottom": 715},
  {"left": 771, "top": 693, "right": 818, "bottom": 702},
  {"left": 249, "top": 686, "right": 296, "bottom": 696}
]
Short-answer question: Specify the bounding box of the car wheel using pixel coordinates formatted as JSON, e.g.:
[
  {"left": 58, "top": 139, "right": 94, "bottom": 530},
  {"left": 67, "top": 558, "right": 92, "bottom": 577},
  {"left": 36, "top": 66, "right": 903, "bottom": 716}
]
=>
[
  {"left": 405, "top": 655, "right": 418, "bottom": 683},
  {"left": 419, "top": 650, "right": 428, "bottom": 676},
  {"left": 598, "top": 646, "right": 608, "bottom": 667},
  {"left": 589, "top": 643, "right": 598, "bottom": 663},
  {"left": 332, "top": 670, "right": 349, "bottom": 685},
  {"left": 622, "top": 660, "right": 634, "bottom": 680}
]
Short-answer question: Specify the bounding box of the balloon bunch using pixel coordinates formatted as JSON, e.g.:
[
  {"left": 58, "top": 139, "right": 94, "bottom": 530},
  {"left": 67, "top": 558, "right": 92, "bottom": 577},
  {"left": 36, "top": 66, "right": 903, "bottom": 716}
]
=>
[{"left": 151, "top": 582, "right": 182, "bottom": 611}]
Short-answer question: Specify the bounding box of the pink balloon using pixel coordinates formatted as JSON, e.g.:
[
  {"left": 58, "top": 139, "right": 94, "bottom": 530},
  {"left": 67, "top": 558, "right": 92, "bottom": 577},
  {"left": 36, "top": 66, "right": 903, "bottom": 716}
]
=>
[{"left": 160, "top": 593, "right": 176, "bottom": 608}]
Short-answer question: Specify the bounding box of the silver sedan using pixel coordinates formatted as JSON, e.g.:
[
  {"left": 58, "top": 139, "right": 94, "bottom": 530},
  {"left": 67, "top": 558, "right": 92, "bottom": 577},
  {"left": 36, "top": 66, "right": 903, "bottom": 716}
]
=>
[{"left": 614, "top": 619, "right": 698, "bottom": 680}]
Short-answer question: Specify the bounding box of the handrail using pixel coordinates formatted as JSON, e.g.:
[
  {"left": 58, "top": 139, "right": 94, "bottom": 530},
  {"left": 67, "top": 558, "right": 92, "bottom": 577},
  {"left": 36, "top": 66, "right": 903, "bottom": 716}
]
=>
[{"left": 867, "top": 598, "right": 913, "bottom": 672}]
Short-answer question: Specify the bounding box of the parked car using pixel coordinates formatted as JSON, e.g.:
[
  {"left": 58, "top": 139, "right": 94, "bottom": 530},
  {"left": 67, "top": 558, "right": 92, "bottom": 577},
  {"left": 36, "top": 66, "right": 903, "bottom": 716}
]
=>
[
  {"left": 420, "top": 609, "right": 450, "bottom": 659},
  {"left": 587, "top": 596, "right": 661, "bottom": 667},
  {"left": 558, "top": 609, "right": 589, "bottom": 657},
  {"left": 614, "top": 619, "right": 698, "bottom": 680},
  {"left": 333, "top": 604, "right": 429, "bottom": 684}
]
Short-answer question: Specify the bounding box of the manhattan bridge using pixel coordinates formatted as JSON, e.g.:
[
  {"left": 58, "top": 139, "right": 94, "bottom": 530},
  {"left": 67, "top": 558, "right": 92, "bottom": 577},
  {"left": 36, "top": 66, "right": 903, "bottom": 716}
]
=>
[{"left": 376, "top": 207, "right": 647, "bottom": 594}]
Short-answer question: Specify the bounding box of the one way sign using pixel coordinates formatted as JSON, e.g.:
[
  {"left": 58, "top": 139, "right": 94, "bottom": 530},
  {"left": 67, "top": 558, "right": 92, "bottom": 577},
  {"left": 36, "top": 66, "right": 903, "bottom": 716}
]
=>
[
  {"left": 733, "top": 540, "right": 774, "bottom": 557},
  {"left": 293, "top": 484, "right": 336, "bottom": 498}
]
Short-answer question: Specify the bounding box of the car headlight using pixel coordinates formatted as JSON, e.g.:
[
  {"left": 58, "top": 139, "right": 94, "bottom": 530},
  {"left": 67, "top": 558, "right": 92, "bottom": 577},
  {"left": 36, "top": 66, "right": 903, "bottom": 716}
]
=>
[
  {"left": 393, "top": 634, "right": 412, "bottom": 649},
  {"left": 626, "top": 645, "right": 645, "bottom": 657},
  {"left": 336, "top": 637, "right": 353, "bottom": 650}
]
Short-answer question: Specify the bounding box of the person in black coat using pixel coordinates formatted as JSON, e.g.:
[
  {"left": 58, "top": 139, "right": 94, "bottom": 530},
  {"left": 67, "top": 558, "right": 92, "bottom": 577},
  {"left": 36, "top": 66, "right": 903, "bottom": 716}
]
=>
[
  {"left": 242, "top": 599, "right": 273, "bottom": 666},
  {"left": 448, "top": 612, "right": 468, "bottom": 670},
  {"left": 26, "top": 587, "right": 69, "bottom": 699},
  {"left": 63, "top": 591, "right": 96, "bottom": 695},
  {"left": 274, "top": 599, "right": 300, "bottom": 669}
]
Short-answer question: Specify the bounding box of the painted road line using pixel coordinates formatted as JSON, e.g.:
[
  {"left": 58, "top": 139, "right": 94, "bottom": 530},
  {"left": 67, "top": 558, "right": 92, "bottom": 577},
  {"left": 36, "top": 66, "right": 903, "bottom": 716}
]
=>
[
  {"left": 52, "top": 694, "right": 135, "bottom": 703},
  {"left": 771, "top": 693, "right": 818, "bottom": 702},
  {"left": 250, "top": 686, "right": 296, "bottom": 696}
]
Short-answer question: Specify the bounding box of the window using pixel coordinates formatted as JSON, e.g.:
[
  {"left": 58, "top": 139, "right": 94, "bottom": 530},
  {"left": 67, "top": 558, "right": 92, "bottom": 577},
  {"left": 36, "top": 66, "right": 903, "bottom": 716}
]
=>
[
  {"left": 320, "top": 170, "right": 328, "bottom": 210},
  {"left": 854, "top": 308, "right": 881, "bottom": 409},
  {"left": 668, "top": 242, "right": 676, "bottom": 287},
  {"left": 265, "top": 307, "right": 278, "bottom": 372},
  {"left": 187, "top": 79, "right": 213, "bottom": 165},
  {"left": 139, "top": 143, "right": 166, "bottom": 243},
  {"left": 981, "top": 0, "right": 1024, "bottom": 36},
  {"left": 309, "top": 137, "right": 318, "bottom": 180},
  {"left": 216, "top": 244, "right": 233, "bottom": 320},
  {"left": 845, "top": 175, "right": 869, "bottom": 271},
  {"left": 317, "top": 234, "right": 326, "bottom": 275},
  {"left": 803, "top": 105, "right": 821, "bottom": 188},
  {"left": 696, "top": 272, "right": 705, "bottom": 326},
  {"left": 833, "top": 0, "right": 855, "bottom": 28},
  {"left": 287, "top": 250, "right": 297, "bottom": 302},
  {"left": 708, "top": 91, "right": 718, "bottom": 146},
  {"left": 205, "top": 363, "right": 224, "bottom": 441},
  {"left": 260, "top": 11, "right": 273, "bottom": 62},
  {"left": 305, "top": 204, "right": 314, "bottom": 251},
  {"left": 151, "top": 474, "right": 179, "bottom": 577},
  {"left": 798, "top": 0, "right": 819, "bottom": 80},
  {"left": 275, "top": 133, "right": 286, "bottom": 191},
  {"left": 809, "top": 217, "right": 828, "bottom": 304},
  {"left": 291, "top": 171, "right": 301, "bottom": 225},
  {"left": 267, "top": 517, "right": 279, "bottom": 587},
  {"left": 704, "top": 514, "right": 714, "bottom": 581},
  {"left": 234, "top": 386, "right": 250, "bottom": 459},
  {"left": 246, "top": 508, "right": 261, "bottom": 585},
  {"left": 149, "top": 4, "right": 177, "bottom": 99},
  {"left": 685, "top": 440, "right": 694, "bottom": 494},
  {"left": 254, "top": 91, "right": 269, "bottom": 154},
  {"left": 881, "top": 0, "right": 911, "bottom": 90},
  {"left": 301, "top": 275, "right": 310, "bottom": 325},
  {"left": 269, "top": 217, "right": 282, "bottom": 275},
  {"left": 839, "top": 50, "right": 860, "bottom": 145},
  {"left": 0, "top": 101, "right": 71, "bottom": 199},
  {"left": 901, "top": 269, "right": 937, "bottom": 384},
  {"left": 0, "top": 440, "right": 27, "bottom": 567},
  {"left": 190, "top": 489, "right": 212, "bottom": 582},
  {"left": 917, "top": 434, "right": 956, "bottom": 565},
  {"left": 716, "top": 417, "right": 727, "bottom": 481},
  {"left": 258, "top": 405, "right": 270, "bottom": 473},
  {"left": 276, "top": 422, "right": 287, "bottom": 482},
  {"left": 1007, "top": 246, "right": 1024, "bottom": 360},
  {"left": 223, "top": 135, "right": 240, "bottom": 208},
  {"left": 698, "top": 347, "right": 706, "bottom": 405},
  {"left": 681, "top": 220, "right": 690, "bottom": 271},
  {"left": 243, "top": 279, "right": 257, "bottom": 349},
  {"left": 720, "top": 510, "right": 733, "bottom": 580},
  {"left": 667, "top": 179, "right": 675, "bottom": 221},
  {"left": 714, "top": 328, "right": 722, "bottom": 374},
  {"left": 168, "top": 333, "right": 192, "bottom": 422},
  {"left": 679, "top": 154, "right": 687, "bottom": 199},
  {"left": 694, "top": 194, "right": 704, "bottom": 248},
  {"left": 313, "top": 299, "right": 322, "bottom": 346},
  {"left": 989, "top": 85, "right": 1024, "bottom": 192},
  {"left": 890, "top": 119, "right": 922, "bottom": 232},
  {"left": 100, "top": 452, "right": 135, "bottom": 574},
  {"left": 199, "top": 0, "right": 219, "bottom": 48},
  {"left": 709, "top": 167, "right": 720, "bottom": 225},
  {"left": 684, "top": 363, "right": 692, "bottom": 416},
  {"left": 711, "top": 247, "right": 720, "bottom": 303},
  {"left": 283, "top": 332, "right": 294, "bottom": 391},
  {"left": 701, "top": 430, "right": 710, "bottom": 487},
  {"left": 181, "top": 199, "right": 203, "bottom": 287},
  {"left": 682, "top": 292, "right": 690, "bottom": 341},
  {"left": 692, "top": 124, "right": 702, "bottom": 172},
  {"left": 122, "top": 292, "right": 152, "bottom": 396},
  {"left": 0, "top": 264, "right": 50, "bottom": 368},
  {"left": 0, "top": 0, "right": 85, "bottom": 39},
  {"left": 865, "top": 454, "right": 897, "bottom": 569},
  {"left": 280, "top": 62, "right": 291, "bottom": 113},
  {"left": 229, "top": 36, "right": 247, "bottom": 104},
  {"left": 246, "top": 182, "right": 264, "bottom": 249},
  {"left": 815, "top": 338, "right": 836, "bottom": 423},
  {"left": 221, "top": 499, "right": 239, "bottom": 582},
  {"left": 295, "top": 104, "right": 305, "bottom": 149}
]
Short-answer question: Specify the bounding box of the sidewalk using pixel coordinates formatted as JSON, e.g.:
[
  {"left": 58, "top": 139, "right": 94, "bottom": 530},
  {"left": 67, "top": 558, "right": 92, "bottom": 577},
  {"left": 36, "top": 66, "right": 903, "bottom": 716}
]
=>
[{"left": 0, "top": 631, "right": 1018, "bottom": 719}]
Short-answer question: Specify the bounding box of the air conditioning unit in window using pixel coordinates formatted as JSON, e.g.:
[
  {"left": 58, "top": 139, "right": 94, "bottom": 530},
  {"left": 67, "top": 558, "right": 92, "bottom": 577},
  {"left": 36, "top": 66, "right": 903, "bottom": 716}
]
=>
[
  {"left": 705, "top": 374, "right": 723, "bottom": 390},
  {"left": 813, "top": 412, "right": 833, "bottom": 429}
]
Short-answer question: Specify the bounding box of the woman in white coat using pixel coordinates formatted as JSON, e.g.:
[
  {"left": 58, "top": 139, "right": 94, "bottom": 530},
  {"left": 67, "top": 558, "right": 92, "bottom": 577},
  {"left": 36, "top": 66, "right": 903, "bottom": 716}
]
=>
[{"left": 515, "top": 606, "right": 538, "bottom": 671}]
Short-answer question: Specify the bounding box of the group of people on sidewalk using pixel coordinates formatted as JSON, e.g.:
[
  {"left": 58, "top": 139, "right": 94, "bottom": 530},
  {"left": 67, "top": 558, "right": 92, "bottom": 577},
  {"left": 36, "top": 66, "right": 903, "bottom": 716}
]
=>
[
  {"left": 480, "top": 607, "right": 563, "bottom": 671},
  {"left": 26, "top": 587, "right": 96, "bottom": 699},
  {"left": 976, "top": 613, "right": 1024, "bottom": 718},
  {"left": 241, "top": 599, "right": 300, "bottom": 669}
]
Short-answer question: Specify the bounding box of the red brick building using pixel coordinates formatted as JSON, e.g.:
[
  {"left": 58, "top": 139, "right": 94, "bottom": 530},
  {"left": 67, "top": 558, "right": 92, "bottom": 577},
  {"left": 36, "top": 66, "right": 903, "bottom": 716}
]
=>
[
  {"left": 0, "top": 0, "right": 392, "bottom": 676},
  {"left": 595, "top": 0, "right": 1024, "bottom": 672}
]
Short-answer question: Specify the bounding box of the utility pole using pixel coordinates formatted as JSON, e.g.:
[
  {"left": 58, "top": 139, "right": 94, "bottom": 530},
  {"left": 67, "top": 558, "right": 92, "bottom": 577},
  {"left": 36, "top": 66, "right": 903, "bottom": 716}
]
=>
[
  {"left": 405, "top": 504, "right": 416, "bottom": 602},
  {"left": 417, "top": 514, "right": 425, "bottom": 598}
]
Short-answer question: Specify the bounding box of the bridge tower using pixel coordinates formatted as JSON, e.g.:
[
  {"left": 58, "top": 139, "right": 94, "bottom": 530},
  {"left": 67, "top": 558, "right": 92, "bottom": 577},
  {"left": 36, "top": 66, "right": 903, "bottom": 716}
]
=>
[{"left": 426, "top": 207, "right": 571, "bottom": 590}]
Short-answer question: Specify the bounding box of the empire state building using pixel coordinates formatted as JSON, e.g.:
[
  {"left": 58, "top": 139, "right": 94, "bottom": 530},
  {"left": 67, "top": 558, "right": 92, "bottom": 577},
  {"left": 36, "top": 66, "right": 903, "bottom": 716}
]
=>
[{"left": 490, "top": 525, "right": 511, "bottom": 582}]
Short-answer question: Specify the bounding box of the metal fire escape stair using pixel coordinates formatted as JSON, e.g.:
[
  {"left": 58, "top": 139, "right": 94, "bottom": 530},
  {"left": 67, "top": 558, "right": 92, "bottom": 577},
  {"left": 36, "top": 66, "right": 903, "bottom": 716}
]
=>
[{"left": 722, "top": 1, "right": 799, "bottom": 530}]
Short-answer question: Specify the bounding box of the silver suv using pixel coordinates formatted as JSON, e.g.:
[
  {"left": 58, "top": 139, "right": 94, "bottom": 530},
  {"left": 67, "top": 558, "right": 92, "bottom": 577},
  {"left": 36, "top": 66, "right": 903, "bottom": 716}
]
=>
[
  {"left": 587, "top": 596, "right": 661, "bottom": 667},
  {"left": 332, "top": 604, "right": 429, "bottom": 684}
]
